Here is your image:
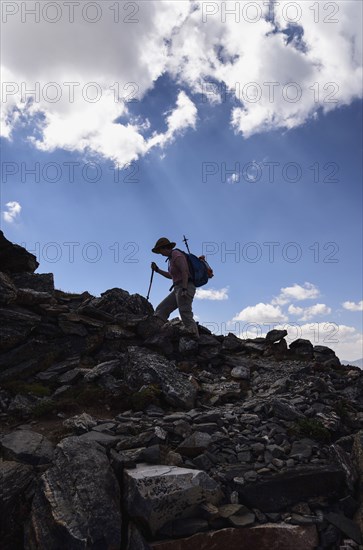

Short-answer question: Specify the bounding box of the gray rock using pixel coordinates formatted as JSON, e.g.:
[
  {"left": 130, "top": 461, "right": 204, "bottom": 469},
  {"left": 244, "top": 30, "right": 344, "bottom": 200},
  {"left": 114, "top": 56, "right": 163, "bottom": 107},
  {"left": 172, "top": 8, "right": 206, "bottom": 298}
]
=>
[
  {"left": 201, "top": 381, "right": 241, "bottom": 402},
  {"left": 266, "top": 329, "right": 288, "bottom": 343},
  {"left": 231, "top": 366, "right": 250, "bottom": 380},
  {"left": 26, "top": 437, "right": 121, "bottom": 549},
  {"left": 270, "top": 398, "right": 305, "bottom": 420},
  {"left": 289, "top": 339, "right": 314, "bottom": 358},
  {"left": 0, "top": 271, "right": 17, "bottom": 304},
  {"left": 179, "top": 337, "right": 199, "bottom": 355},
  {"left": 1, "top": 430, "right": 54, "bottom": 465},
  {"left": 58, "top": 314, "right": 88, "bottom": 336},
  {"left": 177, "top": 432, "right": 212, "bottom": 458},
  {"left": 77, "top": 431, "right": 120, "bottom": 448},
  {"left": 313, "top": 346, "right": 340, "bottom": 367},
  {"left": 144, "top": 334, "right": 174, "bottom": 357},
  {"left": 11, "top": 272, "right": 55, "bottom": 293},
  {"left": 325, "top": 512, "right": 362, "bottom": 544},
  {"left": 16, "top": 288, "right": 55, "bottom": 306},
  {"left": 0, "top": 307, "right": 41, "bottom": 352},
  {"left": 0, "top": 231, "right": 39, "bottom": 273},
  {"left": 124, "top": 463, "right": 222, "bottom": 535},
  {"left": 290, "top": 439, "right": 314, "bottom": 460},
  {"left": 36, "top": 356, "right": 80, "bottom": 382},
  {"left": 89, "top": 287, "right": 153, "bottom": 318},
  {"left": 0, "top": 460, "right": 35, "bottom": 548},
  {"left": 7, "top": 394, "right": 39, "bottom": 418},
  {"left": 63, "top": 413, "right": 98, "bottom": 434},
  {"left": 126, "top": 347, "right": 197, "bottom": 410},
  {"left": 83, "top": 359, "right": 124, "bottom": 382},
  {"left": 59, "top": 368, "right": 84, "bottom": 384},
  {"left": 221, "top": 333, "right": 245, "bottom": 351}
]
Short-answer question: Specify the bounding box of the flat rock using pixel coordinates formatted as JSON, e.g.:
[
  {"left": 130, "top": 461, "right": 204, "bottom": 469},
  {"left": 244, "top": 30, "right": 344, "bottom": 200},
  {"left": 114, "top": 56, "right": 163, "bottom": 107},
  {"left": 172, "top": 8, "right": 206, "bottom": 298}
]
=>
[
  {"left": 177, "top": 432, "right": 212, "bottom": 458},
  {"left": 1, "top": 430, "right": 54, "bottom": 465},
  {"left": 150, "top": 524, "right": 319, "bottom": 549},
  {"left": 77, "top": 431, "right": 120, "bottom": 448},
  {"left": 26, "top": 437, "right": 121, "bottom": 549},
  {"left": 11, "top": 272, "right": 54, "bottom": 292},
  {"left": 16, "top": 288, "right": 55, "bottom": 306},
  {"left": 236, "top": 465, "right": 347, "bottom": 512},
  {"left": 124, "top": 463, "right": 223, "bottom": 535}
]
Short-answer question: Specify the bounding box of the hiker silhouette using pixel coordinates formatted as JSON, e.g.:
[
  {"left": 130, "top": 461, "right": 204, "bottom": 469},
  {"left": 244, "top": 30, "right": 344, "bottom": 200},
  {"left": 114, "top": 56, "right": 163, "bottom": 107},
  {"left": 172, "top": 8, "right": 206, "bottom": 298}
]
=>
[{"left": 150, "top": 237, "right": 199, "bottom": 339}]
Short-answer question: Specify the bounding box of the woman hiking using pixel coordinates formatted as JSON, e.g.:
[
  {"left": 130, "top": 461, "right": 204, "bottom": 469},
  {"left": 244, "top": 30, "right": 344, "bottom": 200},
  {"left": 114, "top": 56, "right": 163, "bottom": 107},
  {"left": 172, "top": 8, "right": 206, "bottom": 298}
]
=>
[{"left": 150, "top": 237, "right": 199, "bottom": 339}]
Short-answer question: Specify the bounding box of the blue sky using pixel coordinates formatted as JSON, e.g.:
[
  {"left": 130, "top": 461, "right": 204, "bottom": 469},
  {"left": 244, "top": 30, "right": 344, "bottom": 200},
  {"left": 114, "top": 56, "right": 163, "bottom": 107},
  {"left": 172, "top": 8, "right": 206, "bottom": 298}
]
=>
[{"left": 1, "top": 1, "right": 362, "bottom": 360}]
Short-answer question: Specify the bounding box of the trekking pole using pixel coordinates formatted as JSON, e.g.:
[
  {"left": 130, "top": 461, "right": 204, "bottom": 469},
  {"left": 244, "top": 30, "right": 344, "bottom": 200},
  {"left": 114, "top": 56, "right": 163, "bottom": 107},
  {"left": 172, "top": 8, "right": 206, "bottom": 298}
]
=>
[
  {"left": 146, "top": 267, "right": 154, "bottom": 301},
  {"left": 183, "top": 234, "right": 191, "bottom": 254}
]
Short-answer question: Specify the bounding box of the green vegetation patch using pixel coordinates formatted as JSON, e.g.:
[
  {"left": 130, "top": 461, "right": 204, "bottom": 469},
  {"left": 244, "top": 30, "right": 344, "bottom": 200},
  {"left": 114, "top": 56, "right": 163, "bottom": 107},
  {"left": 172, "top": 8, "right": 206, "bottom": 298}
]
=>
[
  {"left": 289, "top": 418, "right": 331, "bottom": 442},
  {"left": 131, "top": 384, "right": 161, "bottom": 411},
  {"left": 2, "top": 381, "right": 51, "bottom": 397}
]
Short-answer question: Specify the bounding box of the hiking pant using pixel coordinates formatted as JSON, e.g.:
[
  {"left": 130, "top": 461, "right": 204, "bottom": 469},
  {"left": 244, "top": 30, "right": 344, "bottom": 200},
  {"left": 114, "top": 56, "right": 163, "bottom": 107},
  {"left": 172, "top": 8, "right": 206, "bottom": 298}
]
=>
[{"left": 154, "top": 281, "right": 198, "bottom": 336}]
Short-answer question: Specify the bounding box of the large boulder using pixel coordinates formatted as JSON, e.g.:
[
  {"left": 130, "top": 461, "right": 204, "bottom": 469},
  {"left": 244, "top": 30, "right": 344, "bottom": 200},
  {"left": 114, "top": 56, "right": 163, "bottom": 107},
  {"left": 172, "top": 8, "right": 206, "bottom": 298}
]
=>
[
  {"left": 84, "top": 288, "right": 153, "bottom": 319},
  {"left": 0, "top": 272, "right": 17, "bottom": 304},
  {"left": 313, "top": 345, "right": 341, "bottom": 367},
  {"left": 0, "top": 231, "right": 39, "bottom": 273},
  {"left": 289, "top": 339, "right": 314, "bottom": 359},
  {"left": 148, "top": 524, "right": 319, "bottom": 550},
  {"left": 126, "top": 347, "right": 197, "bottom": 410},
  {"left": 26, "top": 437, "right": 121, "bottom": 549},
  {"left": 124, "top": 463, "right": 222, "bottom": 536},
  {"left": 1, "top": 430, "right": 54, "bottom": 465},
  {"left": 0, "top": 461, "right": 35, "bottom": 549}
]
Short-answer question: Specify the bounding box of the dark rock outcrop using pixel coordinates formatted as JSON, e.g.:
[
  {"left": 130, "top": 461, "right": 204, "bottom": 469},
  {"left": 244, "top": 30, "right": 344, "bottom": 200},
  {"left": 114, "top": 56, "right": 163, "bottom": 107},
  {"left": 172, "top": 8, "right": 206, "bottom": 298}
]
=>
[
  {"left": 0, "top": 231, "right": 39, "bottom": 273},
  {"left": 0, "top": 233, "right": 361, "bottom": 550},
  {"left": 25, "top": 437, "right": 122, "bottom": 549}
]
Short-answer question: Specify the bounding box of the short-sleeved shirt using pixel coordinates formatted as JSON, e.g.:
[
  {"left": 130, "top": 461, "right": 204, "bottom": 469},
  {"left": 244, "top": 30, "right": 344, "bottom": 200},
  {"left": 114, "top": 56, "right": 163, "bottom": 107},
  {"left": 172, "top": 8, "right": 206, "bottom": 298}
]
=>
[{"left": 168, "top": 249, "right": 190, "bottom": 284}]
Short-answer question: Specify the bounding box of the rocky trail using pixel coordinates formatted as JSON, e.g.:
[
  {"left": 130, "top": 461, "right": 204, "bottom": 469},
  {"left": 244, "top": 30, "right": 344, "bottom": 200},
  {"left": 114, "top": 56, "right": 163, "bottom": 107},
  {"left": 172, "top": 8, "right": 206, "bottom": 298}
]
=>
[{"left": 0, "top": 230, "right": 362, "bottom": 549}]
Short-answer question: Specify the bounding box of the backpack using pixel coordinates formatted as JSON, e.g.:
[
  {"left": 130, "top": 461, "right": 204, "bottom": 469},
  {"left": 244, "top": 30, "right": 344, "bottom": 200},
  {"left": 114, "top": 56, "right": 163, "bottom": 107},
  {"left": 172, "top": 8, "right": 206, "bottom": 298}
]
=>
[{"left": 174, "top": 248, "right": 214, "bottom": 287}]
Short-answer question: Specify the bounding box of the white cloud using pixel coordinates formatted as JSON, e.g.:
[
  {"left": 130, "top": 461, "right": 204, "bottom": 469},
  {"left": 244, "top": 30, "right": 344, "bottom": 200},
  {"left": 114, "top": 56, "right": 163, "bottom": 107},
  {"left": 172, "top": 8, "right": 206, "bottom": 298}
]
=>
[
  {"left": 342, "top": 300, "right": 363, "bottom": 312},
  {"left": 196, "top": 287, "right": 229, "bottom": 300},
  {"left": 297, "top": 303, "right": 332, "bottom": 321},
  {"left": 288, "top": 304, "right": 304, "bottom": 315},
  {"left": 2, "top": 201, "right": 21, "bottom": 223},
  {"left": 1, "top": 1, "right": 361, "bottom": 160},
  {"left": 233, "top": 302, "right": 288, "bottom": 323},
  {"left": 227, "top": 172, "right": 240, "bottom": 184},
  {"left": 0, "top": 1, "right": 193, "bottom": 163},
  {"left": 272, "top": 282, "right": 320, "bottom": 305},
  {"left": 146, "top": 91, "right": 197, "bottom": 151}
]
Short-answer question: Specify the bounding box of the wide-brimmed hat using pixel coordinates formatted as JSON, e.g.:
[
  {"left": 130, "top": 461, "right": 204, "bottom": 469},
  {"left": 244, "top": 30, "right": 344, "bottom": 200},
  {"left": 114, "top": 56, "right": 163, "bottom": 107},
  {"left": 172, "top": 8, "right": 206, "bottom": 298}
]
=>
[{"left": 152, "top": 237, "right": 176, "bottom": 254}]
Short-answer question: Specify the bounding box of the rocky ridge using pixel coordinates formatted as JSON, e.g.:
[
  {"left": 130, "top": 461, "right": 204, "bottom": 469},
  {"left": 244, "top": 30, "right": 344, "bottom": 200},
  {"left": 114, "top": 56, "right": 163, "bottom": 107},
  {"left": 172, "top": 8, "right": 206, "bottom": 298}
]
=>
[{"left": 0, "top": 230, "right": 362, "bottom": 549}]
